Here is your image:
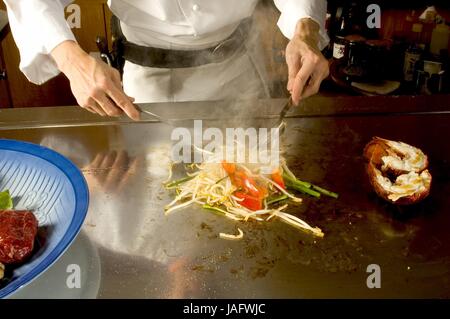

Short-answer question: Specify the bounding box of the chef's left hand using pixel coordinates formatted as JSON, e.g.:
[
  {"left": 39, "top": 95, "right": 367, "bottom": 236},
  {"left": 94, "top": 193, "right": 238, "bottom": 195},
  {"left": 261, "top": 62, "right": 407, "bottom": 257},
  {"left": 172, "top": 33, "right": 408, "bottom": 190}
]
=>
[{"left": 285, "top": 18, "right": 329, "bottom": 105}]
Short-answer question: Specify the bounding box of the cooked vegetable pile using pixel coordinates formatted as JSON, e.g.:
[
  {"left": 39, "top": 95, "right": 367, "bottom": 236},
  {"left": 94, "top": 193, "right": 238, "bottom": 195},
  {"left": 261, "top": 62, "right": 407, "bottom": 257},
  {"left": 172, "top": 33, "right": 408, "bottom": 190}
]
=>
[{"left": 164, "top": 159, "right": 338, "bottom": 239}]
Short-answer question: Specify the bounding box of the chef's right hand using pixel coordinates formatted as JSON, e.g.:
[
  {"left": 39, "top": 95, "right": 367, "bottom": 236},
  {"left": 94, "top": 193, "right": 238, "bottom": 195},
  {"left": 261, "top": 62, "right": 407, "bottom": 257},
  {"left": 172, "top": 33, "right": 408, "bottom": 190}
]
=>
[{"left": 51, "top": 40, "right": 140, "bottom": 121}]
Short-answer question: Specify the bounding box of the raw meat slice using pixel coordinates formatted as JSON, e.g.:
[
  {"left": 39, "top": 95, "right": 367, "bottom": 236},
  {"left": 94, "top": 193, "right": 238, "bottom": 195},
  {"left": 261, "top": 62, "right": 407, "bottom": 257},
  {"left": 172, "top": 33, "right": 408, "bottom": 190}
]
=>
[{"left": 0, "top": 210, "right": 38, "bottom": 265}]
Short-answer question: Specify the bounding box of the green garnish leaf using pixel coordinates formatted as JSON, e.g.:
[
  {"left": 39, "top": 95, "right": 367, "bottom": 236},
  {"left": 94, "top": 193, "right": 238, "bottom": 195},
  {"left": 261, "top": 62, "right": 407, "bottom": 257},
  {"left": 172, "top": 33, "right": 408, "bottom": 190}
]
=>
[{"left": 0, "top": 190, "right": 13, "bottom": 210}]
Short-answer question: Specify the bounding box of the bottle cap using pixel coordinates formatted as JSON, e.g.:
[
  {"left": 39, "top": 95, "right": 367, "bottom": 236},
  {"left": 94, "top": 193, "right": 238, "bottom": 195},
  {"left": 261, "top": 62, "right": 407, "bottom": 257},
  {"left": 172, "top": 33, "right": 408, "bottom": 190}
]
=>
[{"left": 344, "top": 34, "right": 366, "bottom": 43}]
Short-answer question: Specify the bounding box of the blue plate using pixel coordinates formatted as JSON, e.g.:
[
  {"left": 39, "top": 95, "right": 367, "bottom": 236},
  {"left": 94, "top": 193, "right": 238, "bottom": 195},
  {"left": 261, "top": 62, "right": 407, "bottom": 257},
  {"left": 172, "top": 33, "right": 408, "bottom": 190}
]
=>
[{"left": 0, "top": 139, "right": 89, "bottom": 298}]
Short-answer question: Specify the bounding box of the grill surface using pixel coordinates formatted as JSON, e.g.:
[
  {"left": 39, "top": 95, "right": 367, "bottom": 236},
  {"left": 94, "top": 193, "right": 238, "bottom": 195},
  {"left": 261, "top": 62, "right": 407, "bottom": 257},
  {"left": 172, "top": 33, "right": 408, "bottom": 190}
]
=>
[{"left": 1, "top": 97, "right": 450, "bottom": 298}]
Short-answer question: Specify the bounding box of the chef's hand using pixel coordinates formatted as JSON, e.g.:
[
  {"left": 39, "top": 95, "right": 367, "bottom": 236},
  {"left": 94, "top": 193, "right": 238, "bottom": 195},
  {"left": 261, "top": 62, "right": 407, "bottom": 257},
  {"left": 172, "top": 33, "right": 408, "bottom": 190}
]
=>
[
  {"left": 285, "top": 18, "right": 329, "bottom": 105},
  {"left": 51, "top": 41, "right": 140, "bottom": 120}
]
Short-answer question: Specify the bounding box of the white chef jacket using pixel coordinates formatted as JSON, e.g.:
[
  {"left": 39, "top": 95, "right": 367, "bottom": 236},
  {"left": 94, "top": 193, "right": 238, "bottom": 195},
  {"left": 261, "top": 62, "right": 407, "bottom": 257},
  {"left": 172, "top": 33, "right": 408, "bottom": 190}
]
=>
[{"left": 4, "top": 0, "right": 329, "bottom": 85}]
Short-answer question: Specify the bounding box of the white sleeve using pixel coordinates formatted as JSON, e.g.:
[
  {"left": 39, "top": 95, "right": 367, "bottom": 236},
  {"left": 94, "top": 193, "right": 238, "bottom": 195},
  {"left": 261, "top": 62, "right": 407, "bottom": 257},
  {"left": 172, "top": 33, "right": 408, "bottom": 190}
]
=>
[
  {"left": 274, "top": 0, "right": 329, "bottom": 50},
  {"left": 4, "top": 0, "right": 76, "bottom": 85}
]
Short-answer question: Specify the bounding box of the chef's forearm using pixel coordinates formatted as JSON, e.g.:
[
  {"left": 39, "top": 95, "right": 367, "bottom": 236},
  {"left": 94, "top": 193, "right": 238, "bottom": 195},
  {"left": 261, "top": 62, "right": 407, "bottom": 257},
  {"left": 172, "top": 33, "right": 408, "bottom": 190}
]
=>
[
  {"left": 293, "top": 18, "right": 321, "bottom": 49},
  {"left": 274, "top": 0, "right": 329, "bottom": 50},
  {"left": 51, "top": 40, "right": 88, "bottom": 74}
]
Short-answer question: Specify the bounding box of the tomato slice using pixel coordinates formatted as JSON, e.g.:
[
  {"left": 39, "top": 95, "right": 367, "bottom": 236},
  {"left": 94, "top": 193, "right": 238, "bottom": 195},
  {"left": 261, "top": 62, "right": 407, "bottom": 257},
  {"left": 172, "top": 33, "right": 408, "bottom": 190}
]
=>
[
  {"left": 222, "top": 161, "right": 270, "bottom": 211},
  {"left": 222, "top": 161, "right": 266, "bottom": 198},
  {"left": 234, "top": 192, "right": 263, "bottom": 211},
  {"left": 222, "top": 162, "right": 236, "bottom": 175},
  {"left": 271, "top": 169, "right": 286, "bottom": 189}
]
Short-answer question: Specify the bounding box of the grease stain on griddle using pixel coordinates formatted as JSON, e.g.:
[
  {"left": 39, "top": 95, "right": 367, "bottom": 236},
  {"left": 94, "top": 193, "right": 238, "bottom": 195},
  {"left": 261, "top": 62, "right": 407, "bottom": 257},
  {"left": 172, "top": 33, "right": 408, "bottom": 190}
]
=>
[{"left": 200, "top": 222, "right": 213, "bottom": 233}]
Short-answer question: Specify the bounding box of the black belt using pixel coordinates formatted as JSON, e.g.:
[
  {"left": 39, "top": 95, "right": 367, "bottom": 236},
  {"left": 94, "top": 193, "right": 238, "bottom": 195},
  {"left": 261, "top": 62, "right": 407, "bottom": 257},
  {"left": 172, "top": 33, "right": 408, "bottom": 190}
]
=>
[{"left": 111, "top": 16, "right": 251, "bottom": 69}]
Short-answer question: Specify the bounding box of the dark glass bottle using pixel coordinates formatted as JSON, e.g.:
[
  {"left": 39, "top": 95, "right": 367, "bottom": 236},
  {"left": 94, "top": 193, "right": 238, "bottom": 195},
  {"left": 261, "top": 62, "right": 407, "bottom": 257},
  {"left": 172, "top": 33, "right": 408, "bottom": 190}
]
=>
[
  {"left": 332, "top": 12, "right": 349, "bottom": 60},
  {"left": 403, "top": 23, "right": 425, "bottom": 83},
  {"left": 332, "top": 2, "right": 365, "bottom": 60}
]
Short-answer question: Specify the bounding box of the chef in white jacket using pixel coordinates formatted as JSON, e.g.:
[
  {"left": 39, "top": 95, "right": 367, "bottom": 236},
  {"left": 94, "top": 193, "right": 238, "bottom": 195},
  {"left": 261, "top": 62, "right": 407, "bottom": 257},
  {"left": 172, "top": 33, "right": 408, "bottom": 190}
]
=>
[{"left": 4, "top": 0, "right": 329, "bottom": 121}]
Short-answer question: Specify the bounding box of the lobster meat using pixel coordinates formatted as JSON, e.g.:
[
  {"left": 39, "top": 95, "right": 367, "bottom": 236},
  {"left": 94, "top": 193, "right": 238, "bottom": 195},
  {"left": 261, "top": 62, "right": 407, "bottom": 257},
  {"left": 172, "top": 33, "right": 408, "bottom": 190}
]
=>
[{"left": 364, "top": 137, "right": 432, "bottom": 205}]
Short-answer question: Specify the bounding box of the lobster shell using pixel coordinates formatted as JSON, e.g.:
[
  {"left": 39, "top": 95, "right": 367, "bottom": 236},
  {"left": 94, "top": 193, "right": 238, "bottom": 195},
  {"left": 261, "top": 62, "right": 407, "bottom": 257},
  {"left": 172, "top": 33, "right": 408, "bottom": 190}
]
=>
[{"left": 364, "top": 137, "right": 431, "bottom": 205}]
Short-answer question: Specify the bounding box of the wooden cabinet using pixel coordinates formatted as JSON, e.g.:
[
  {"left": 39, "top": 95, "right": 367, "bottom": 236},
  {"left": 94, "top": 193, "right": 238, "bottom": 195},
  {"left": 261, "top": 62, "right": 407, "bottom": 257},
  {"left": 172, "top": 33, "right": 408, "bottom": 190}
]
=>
[
  {"left": 0, "top": 35, "right": 12, "bottom": 108},
  {"left": 0, "top": 0, "right": 112, "bottom": 108}
]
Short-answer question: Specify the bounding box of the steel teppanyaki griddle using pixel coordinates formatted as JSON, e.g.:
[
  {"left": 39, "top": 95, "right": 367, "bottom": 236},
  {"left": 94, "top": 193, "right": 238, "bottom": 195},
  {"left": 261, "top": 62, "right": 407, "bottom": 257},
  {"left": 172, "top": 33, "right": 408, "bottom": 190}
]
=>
[{"left": 0, "top": 96, "right": 450, "bottom": 298}]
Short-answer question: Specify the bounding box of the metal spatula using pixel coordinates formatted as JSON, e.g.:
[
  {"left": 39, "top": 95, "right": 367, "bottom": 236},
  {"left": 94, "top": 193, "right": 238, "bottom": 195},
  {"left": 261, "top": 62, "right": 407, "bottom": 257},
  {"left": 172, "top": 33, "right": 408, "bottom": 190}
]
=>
[
  {"left": 134, "top": 103, "right": 176, "bottom": 126},
  {"left": 275, "top": 96, "right": 295, "bottom": 134},
  {"left": 277, "top": 96, "right": 293, "bottom": 126}
]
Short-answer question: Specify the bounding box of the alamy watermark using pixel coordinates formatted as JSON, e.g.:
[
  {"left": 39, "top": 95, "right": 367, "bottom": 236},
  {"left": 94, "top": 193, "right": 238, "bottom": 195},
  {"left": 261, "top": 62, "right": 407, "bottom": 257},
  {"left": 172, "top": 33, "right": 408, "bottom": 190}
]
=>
[
  {"left": 66, "top": 264, "right": 81, "bottom": 289},
  {"left": 366, "top": 264, "right": 381, "bottom": 289},
  {"left": 66, "top": 4, "right": 81, "bottom": 29},
  {"left": 171, "top": 120, "right": 281, "bottom": 172},
  {"left": 367, "top": 4, "right": 381, "bottom": 29}
]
